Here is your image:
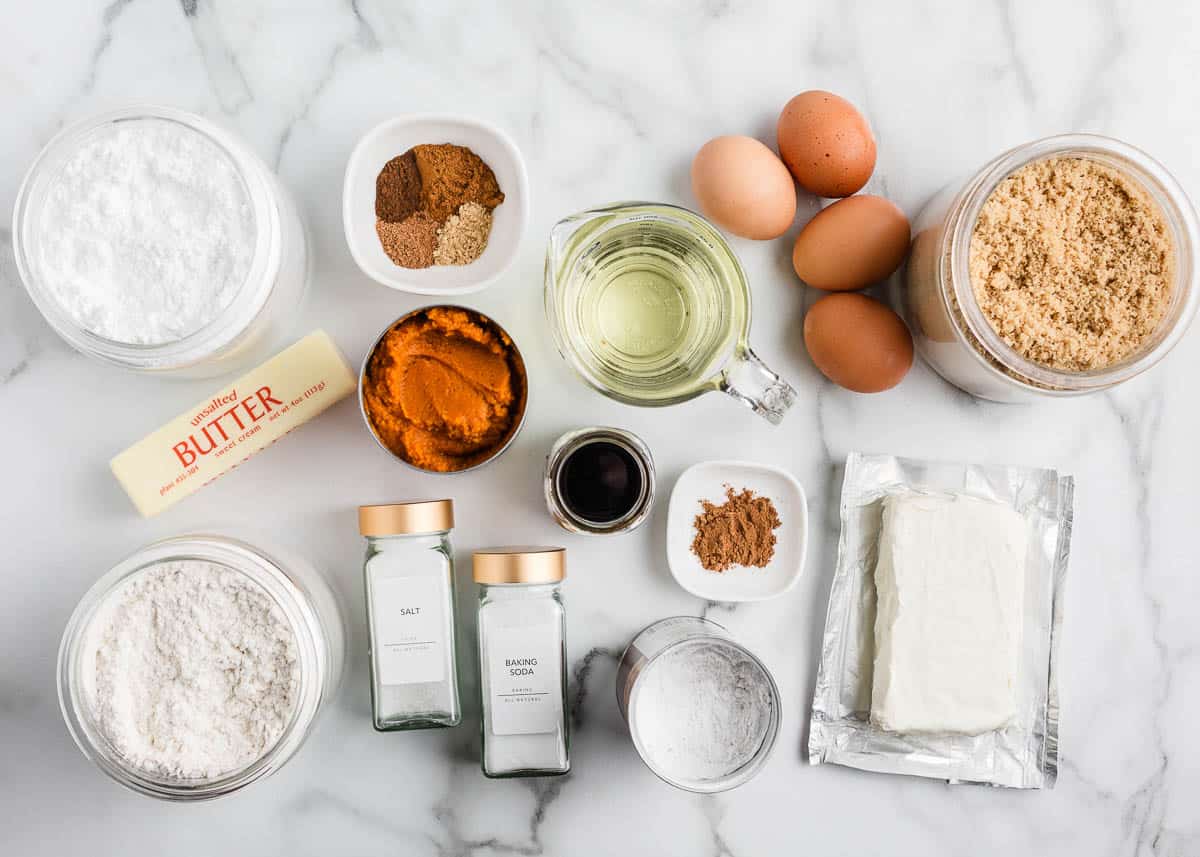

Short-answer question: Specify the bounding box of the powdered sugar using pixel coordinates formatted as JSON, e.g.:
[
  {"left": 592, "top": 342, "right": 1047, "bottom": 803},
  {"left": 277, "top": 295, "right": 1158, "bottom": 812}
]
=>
[
  {"left": 632, "top": 639, "right": 774, "bottom": 784},
  {"left": 33, "top": 117, "right": 255, "bottom": 345},
  {"left": 83, "top": 560, "right": 299, "bottom": 781}
]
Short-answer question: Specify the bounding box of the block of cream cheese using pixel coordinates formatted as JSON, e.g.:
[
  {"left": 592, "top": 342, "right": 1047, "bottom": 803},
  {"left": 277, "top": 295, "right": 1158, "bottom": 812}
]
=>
[
  {"left": 870, "top": 493, "right": 1027, "bottom": 734},
  {"left": 111, "top": 331, "right": 356, "bottom": 517}
]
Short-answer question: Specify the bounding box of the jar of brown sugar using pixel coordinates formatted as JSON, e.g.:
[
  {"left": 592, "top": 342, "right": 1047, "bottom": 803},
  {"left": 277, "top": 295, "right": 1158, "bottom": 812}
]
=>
[{"left": 900, "top": 134, "right": 1200, "bottom": 402}]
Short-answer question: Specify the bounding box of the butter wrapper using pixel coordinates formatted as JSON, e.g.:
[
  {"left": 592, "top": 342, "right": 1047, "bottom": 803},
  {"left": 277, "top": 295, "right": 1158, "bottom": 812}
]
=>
[
  {"left": 808, "top": 452, "right": 1072, "bottom": 789},
  {"left": 111, "top": 330, "right": 356, "bottom": 516}
]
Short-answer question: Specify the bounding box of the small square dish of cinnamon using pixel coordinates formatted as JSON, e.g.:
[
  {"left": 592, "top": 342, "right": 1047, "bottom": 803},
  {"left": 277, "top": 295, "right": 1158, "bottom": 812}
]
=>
[{"left": 666, "top": 460, "right": 809, "bottom": 602}]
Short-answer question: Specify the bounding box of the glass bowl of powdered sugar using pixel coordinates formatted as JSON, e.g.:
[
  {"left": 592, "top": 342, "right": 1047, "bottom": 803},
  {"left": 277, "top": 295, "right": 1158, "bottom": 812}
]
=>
[
  {"left": 57, "top": 534, "right": 345, "bottom": 800},
  {"left": 616, "top": 617, "right": 782, "bottom": 793},
  {"left": 13, "top": 105, "right": 309, "bottom": 377}
]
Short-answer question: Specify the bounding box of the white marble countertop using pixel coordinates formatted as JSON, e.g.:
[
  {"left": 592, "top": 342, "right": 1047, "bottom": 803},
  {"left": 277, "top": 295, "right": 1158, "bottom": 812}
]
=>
[{"left": 4, "top": 2, "right": 1199, "bottom": 854}]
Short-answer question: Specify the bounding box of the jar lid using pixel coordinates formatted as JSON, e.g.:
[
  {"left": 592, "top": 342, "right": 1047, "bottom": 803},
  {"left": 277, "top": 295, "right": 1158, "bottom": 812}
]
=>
[
  {"left": 359, "top": 500, "right": 454, "bottom": 536},
  {"left": 473, "top": 546, "right": 565, "bottom": 584}
]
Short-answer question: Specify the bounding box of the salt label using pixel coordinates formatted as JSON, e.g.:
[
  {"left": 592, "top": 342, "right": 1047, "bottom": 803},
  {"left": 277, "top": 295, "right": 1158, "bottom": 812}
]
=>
[{"left": 372, "top": 574, "right": 446, "bottom": 686}]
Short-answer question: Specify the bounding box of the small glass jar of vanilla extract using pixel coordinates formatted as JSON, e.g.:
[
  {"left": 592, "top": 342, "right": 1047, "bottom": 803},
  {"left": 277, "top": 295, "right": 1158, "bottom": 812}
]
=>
[{"left": 543, "top": 427, "right": 655, "bottom": 535}]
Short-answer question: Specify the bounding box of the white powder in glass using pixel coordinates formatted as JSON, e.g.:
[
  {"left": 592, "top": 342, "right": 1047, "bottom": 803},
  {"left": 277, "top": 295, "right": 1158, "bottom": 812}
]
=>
[
  {"left": 34, "top": 118, "right": 255, "bottom": 345},
  {"left": 633, "top": 639, "right": 774, "bottom": 784},
  {"left": 84, "top": 560, "right": 299, "bottom": 781}
]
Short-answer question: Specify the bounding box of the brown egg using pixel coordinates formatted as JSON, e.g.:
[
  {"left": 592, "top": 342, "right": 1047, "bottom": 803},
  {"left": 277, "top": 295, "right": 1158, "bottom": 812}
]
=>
[
  {"left": 691, "top": 135, "right": 797, "bottom": 239},
  {"left": 777, "top": 91, "right": 876, "bottom": 198},
  {"left": 792, "top": 195, "right": 910, "bottom": 291},
  {"left": 803, "top": 293, "right": 913, "bottom": 393}
]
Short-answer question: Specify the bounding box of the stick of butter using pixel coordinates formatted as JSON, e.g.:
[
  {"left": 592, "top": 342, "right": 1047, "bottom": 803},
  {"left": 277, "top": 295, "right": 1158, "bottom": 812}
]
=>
[{"left": 111, "top": 330, "right": 356, "bottom": 517}]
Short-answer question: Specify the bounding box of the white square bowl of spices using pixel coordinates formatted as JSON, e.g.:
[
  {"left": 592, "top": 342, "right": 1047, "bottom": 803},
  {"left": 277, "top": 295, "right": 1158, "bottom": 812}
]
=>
[
  {"left": 343, "top": 115, "right": 529, "bottom": 294},
  {"left": 666, "top": 460, "right": 808, "bottom": 602}
]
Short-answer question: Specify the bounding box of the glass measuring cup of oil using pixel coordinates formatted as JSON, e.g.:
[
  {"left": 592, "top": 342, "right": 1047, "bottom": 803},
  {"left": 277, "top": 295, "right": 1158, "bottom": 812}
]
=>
[{"left": 545, "top": 202, "right": 796, "bottom": 423}]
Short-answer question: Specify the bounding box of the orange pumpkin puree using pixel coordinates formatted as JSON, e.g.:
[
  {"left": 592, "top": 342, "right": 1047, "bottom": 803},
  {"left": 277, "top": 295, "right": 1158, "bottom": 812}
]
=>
[{"left": 362, "top": 307, "right": 524, "bottom": 472}]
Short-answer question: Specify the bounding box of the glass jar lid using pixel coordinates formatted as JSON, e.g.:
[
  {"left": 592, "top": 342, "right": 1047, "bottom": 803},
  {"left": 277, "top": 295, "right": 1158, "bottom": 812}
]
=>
[
  {"left": 359, "top": 499, "right": 454, "bottom": 535},
  {"left": 473, "top": 546, "right": 565, "bottom": 584}
]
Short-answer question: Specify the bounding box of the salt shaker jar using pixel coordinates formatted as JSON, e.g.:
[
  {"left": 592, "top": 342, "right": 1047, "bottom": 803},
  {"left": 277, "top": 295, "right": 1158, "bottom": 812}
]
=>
[
  {"left": 474, "top": 547, "right": 569, "bottom": 778},
  {"left": 359, "top": 501, "right": 462, "bottom": 731}
]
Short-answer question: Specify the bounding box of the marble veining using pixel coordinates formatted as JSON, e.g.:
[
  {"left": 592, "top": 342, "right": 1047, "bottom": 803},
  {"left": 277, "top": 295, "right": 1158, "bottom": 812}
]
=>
[{"left": 2, "top": 1, "right": 1199, "bottom": 855}]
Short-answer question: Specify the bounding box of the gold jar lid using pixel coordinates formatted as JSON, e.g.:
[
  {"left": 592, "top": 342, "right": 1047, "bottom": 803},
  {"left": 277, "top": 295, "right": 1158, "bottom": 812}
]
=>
[
  {"left": 473, "top": 546, "right": 565, "bottom": 584},
  {"left": 359, "top": 500, "right": 454, "bottom": 536}
]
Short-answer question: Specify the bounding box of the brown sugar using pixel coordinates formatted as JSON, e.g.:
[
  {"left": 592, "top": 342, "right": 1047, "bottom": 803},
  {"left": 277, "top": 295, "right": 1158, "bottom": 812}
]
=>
[
  {"left": 969, "top": 156, "right": 1175, "bottom": 371},
  {"left": 361, "top": 307, "right": 524, "bottom": 472},
  {"left": 690, "top": 486, "right": 782, "bottom": 573},
  {"left": 412, "top": 144, "right": 505, "bottom": 222}
]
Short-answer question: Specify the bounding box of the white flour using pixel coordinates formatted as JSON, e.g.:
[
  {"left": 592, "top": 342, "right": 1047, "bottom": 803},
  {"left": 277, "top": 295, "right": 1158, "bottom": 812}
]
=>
[
  {"left": 34, "top": 117, "right": 255, "bottom": 344},
  {"left": 84, "top": 560, "right": 299, "bottom": 781},
  {"left": 633, "top": 639, "right": 774, "bottom": 784}
]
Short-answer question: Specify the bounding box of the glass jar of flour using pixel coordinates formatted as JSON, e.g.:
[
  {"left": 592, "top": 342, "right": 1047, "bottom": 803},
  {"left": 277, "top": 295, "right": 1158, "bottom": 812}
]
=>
[
  {"left": 13, "top": 105, "right": 309, "bottom": 377},
  {"left": 57, "top": 534, "right": 345, "bottom": 801},
  {"left": 474, "top": 547, "right": 569, "bottom": 778},
  {"left": 359, "top": 501, "right": 462, "bottom": 731}
]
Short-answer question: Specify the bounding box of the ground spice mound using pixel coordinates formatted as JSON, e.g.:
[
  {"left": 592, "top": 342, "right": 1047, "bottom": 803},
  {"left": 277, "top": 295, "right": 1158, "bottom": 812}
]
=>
[
  {"left": 376, "top": 213, "right": 439, "bottom": 268},
  {"left": 362, "top": 307, "right": 525, "bottom": 472},
  {"left": 374, "top": 143, "right": 504, "bottom": 268},
  {"left": 969, "top": 156, "right": 1175, "bottom": 371},
  {"left": 412, "top": 143, "right": 505, "bottom": 222},
  {"left": 435, "top": 202, "right": 493, "bottom": 265},
  {"left": 375, "top": 151, "right": 423, "bottom": 222},
  {"left": 691, "top": 486, "right": 782, "bottom": 572}
]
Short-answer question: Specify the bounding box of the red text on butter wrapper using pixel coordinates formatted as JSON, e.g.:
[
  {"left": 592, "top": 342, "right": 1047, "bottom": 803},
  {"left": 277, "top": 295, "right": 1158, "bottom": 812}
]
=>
[{"left": 172, "top": 386, "right": 284, "bottom": 468}]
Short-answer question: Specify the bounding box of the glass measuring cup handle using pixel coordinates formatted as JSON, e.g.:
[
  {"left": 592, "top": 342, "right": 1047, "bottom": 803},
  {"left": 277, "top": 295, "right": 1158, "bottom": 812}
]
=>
[{"left": 719, "top": 347, "right": 797, "bottom": 424}]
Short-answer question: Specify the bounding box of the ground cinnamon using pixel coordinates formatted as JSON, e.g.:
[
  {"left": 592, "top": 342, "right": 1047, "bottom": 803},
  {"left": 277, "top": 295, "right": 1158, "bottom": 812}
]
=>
[{"left": 691, "top": 486, "right": 782, "bottom": 572}]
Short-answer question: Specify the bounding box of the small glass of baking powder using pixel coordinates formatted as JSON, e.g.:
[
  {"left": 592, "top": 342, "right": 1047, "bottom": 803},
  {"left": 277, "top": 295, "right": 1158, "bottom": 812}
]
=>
[
  {"left": 901, "top": 134, "right": 1199, "bottom": 401},
  {"left": 616, "top": 616, "right": 780, "bottom": 793},
  {"left": 13, "top": 105, "right": 309, "bottom": 377}
]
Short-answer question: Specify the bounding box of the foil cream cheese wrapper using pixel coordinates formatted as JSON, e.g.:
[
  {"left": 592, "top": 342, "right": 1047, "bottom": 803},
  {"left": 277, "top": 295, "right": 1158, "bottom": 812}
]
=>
[
  {"left": 808, "top": 452, "right": 1072, "bottom": 789},
  {"left": 110, "top": 330, "right": 356, "bottom": 517}
]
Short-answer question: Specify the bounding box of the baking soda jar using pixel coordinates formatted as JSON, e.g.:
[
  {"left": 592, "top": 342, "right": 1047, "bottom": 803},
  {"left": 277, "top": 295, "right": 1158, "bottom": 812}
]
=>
[{"left": 474, "top": 547, "right": 569, "bottom": 778}]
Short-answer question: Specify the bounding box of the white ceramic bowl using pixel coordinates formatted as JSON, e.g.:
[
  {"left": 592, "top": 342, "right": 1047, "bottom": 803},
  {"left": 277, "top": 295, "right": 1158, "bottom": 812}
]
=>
[
  {"left": 667, "top": 460, "right": 808, "bottom": 602},
  {"left": 343, "top": 115, "right": 528, "bottom": 294}
]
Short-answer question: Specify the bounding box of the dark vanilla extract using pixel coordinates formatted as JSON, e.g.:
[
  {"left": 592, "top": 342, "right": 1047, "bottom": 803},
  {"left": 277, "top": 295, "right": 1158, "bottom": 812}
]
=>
[{"left": 558, "top": 440, "right": 643, "bottom": 524}]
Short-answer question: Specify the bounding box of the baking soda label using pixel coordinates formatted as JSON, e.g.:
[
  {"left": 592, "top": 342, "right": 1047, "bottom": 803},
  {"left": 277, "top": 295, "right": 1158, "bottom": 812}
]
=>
[{"left": 487, "top": 624, "right": 562, "bottom": 736}]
